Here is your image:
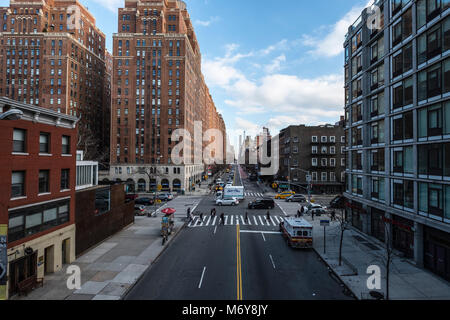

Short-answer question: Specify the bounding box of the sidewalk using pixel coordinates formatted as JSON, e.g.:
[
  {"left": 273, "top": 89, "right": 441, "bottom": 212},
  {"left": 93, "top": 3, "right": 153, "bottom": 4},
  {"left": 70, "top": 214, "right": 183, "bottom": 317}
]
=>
[
  {"left": 303, "top": 214, "right": 450, "bottom": 300},
  {"left": 13, "top": 195, "right": 204, "bottom": 300}
]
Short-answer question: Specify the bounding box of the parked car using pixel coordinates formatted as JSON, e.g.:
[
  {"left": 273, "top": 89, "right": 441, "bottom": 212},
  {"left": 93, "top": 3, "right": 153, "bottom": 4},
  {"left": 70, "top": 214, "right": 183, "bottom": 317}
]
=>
[
  {"left": 286, "top": 194, "right": 307, "bottom": 203},
  {"left": 330, "top": 195, "right": 346, "bottom": 209},
  {"left": 125, "top": 194, "right": 139, "bottom": 203},
  {"left": 275, "top": 191, "right": 296, "bottom": 200},
  {"left": 135, "top": 197, "right": 155, "bottom": 206},
  {"left": 134, "top": 205, "right": 148, "bottom": 216},
  {"left": 298, "top": 203, "right": 327, "bottom": 215},
  {"left": 158, "top": 193, "right": 174, "bottom": 201},
  {"left": 248, "top": 198, "right": 275, "bottom": 209},
  {"left": 216, "top": 197, "right": 239, "bottom": 206}
]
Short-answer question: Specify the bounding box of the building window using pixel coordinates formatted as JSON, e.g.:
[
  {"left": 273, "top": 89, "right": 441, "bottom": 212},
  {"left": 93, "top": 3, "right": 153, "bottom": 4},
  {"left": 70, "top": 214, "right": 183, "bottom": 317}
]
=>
[
  {"left": 13, "top": 128, "right": 26, "bottom": 153},
  {"left": 39, "top": 170, "right": 50, "bottom": 194},
  {"left": 8, "top": 200, "right": 70, "bottom": 242},
  {"left": 62, "top": 135, "right": 70, "bottom": 155},
  {"left": 419, "top": 183, "right": 448, "bottom": 219},
  {"left": 418, "top": 143, "right": 450, "bottom": 177},
  {"left": 95, "top": 188, "right": 111, "bottom": 215},
  {"left": 11, "top": 171, "right": 25, "bottom": 198},
  {"left": 418, "top": 102, "right": 450, "bottom": 138},
  {"left": 392, "top": 111, "right": 413, "bottom": 141},
  {"left": 61, "top": 169, "right": 70, "bottom": 190},
  {"left": 39, "top": 132, "right": 50, "bottom": 153},
  {"left": 393, "top": 146, "right": 414, "bottom": 174}
]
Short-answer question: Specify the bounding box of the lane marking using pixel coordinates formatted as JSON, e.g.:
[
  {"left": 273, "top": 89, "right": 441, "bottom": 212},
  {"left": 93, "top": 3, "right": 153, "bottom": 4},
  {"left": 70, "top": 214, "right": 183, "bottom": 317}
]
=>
[
  {"left": 269, "top": 255, "right": 276, "bottom": 269},
  {"left": 240, "top": 216, "right": 245, "bottom": 225},
  {"left": 225, "top": 216, "right": 228, "bottom": 225},
  {"left": 261, "top": 233, "right": 266, "bottom": 242},
  {"left": 266, "top": 217, "right": 271, "bottom": 226},
  {"left": 253, "top": 216, "right": 258, "bottom": 225},
  {"left": 206, "top": 216, "right": 211, "bottom": 226},
  {"left": 212, "top": 216, "right": 217, "bottom": 226},
  {"left": 258, "top": 216, "right": 264, "bottom": 225},
  {"left": 198, "top": 267, "right": 207, "bottom": 289},
  {"left": 231, "top": 215, "right": 234, "bottom": 225},
  {"left": 270, "top": 216, "right": 277, "bottom": 226},
  {"left": 276, "top": 203, "right": 288, "bottom": 216},
  {"left": 236, "top": 224, "right": 243, "bottom": 301},
  {"left": 240, "top": 230, "right": 282, "bottom": 235},
  {"left": 214, "top": 225, "right": 217, "bottom": 234}
]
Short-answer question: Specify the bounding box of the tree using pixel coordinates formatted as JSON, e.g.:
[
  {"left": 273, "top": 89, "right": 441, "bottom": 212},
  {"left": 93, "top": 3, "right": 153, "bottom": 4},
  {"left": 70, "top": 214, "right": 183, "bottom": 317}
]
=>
[
  {"left": 337, "top": 208, "right": 350, "bottom": 267},
  {"left": 382, "top": 219, "right": 394, "bottom": 300},
  {"left": 77, "top": 124, "right": 109, "bottom": 166}
]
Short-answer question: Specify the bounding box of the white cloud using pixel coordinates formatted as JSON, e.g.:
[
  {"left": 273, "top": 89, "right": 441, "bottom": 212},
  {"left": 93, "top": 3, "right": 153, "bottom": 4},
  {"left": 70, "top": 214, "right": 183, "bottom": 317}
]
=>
[
  {"left": 301, "top": 1, "right": 373, "bottom": 58},
  {"left": 194, "top": 16, "right": 220, "bottom": 27},
  {"left": 264, "top": 54, "right": 286, "bottom": 73}
]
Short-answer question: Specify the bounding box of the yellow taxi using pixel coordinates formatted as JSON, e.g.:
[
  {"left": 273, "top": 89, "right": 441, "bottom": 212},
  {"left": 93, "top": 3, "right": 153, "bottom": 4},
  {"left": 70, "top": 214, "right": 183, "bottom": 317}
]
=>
[{"left": 275, "top": 191, "right": 296, "bottom": 200}]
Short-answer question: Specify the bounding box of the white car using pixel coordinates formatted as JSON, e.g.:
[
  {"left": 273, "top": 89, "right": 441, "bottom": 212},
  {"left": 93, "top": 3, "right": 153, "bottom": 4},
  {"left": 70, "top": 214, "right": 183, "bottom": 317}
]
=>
[
  {"left": 226, "top": 183, "right": 233, "bottom": 188},
  {"left": 299, "top": 203, "right": 327, "bottom": 214},
  {"left": 216, "top": 198, "right": 239, "bottom": 206}
]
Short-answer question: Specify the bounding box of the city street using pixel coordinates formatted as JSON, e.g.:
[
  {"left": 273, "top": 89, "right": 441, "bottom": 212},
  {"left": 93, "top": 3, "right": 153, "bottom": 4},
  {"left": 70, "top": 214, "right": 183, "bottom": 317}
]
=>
[{"left": 125, "top": 166, "right": 353, "bottom": 300}]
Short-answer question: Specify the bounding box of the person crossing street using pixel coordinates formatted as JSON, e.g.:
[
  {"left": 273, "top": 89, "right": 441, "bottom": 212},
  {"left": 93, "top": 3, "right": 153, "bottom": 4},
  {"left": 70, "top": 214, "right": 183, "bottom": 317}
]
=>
[{"left": 220, "top": 213, "right": 225, "bottom": 225}]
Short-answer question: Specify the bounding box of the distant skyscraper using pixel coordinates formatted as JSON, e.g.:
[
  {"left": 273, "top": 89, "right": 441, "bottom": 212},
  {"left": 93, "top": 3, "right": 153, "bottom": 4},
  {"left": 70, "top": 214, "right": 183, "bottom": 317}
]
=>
[{"left": 109, "top": 0, "right": 226, "bottom": 193}]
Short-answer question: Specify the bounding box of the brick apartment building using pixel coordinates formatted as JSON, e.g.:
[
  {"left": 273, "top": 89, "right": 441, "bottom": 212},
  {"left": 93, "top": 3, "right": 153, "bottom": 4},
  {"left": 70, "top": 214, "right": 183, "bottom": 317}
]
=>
[
  {"left": 344, "top": 0, "right": 450, "bottom": 281},
  {"left": 278, "top": 121, "right": 346, "bottom": 195},
  {"left": 108, "top": 0, "right": 227, "bottom": 193},
  {"left": 0, "top": 98, "right": 78, "bottom": 299},
  {"left": 0, "top": 0, "right": 110, "bottom": 161}
]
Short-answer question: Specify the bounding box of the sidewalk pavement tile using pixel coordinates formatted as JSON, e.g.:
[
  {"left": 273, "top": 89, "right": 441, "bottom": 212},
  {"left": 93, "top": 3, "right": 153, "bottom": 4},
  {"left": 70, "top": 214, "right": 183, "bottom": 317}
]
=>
[
  {"left": 98, "top": 282, "right": 131, "bottom": 297},
  {"left": 65, "top": 294, "right": 96, "bottom": 300},
  {"left": 111, "top": 264, "right": 148, "bottom": 284},
  {"left": 92, "top": 295, "right": 121, "bottom": 300},
  {"left": 91, "top": 271, "right": 120, "bottom": 282},
  {"left": 74, "top": 281, "right": 110, "bottom": 295}
]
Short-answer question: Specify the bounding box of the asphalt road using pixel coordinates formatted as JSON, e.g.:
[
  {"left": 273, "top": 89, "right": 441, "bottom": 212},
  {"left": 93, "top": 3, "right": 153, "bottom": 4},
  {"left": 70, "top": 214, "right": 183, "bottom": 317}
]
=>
[{"left": 125, "top": 165, "right": 353, "bottom": 300}]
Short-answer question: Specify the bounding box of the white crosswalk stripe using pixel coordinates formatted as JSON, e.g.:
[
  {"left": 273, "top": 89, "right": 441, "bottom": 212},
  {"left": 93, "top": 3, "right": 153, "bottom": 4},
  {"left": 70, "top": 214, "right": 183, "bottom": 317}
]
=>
[{"left": 188, "top": 215, "right": 285, "bottom": 228}]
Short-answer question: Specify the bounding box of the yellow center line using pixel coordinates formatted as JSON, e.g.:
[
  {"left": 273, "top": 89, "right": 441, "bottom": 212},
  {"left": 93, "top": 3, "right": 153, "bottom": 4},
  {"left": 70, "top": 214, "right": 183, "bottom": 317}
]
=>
[{"left": 236, "top": 224, "right": 243, "bottom": 300}]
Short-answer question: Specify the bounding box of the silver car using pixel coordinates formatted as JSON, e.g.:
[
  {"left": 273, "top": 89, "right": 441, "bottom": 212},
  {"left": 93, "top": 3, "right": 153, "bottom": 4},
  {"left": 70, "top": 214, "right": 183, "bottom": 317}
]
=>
[{"left": 216, "top": 197, "right": 239, "bottom": 206}]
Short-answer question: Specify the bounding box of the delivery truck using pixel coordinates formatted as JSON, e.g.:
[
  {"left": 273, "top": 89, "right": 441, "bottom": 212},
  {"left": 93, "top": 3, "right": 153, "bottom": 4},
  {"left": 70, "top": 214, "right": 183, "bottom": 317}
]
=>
[{"left": 223, "top": 186, "right": 245, "bottom": 200}]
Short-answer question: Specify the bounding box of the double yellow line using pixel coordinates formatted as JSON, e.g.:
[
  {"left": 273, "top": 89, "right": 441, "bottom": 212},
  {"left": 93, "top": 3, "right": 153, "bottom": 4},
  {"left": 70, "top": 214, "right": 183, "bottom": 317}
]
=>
[{"left": 236, "top": 224, "right": 243, "bottom": 300}]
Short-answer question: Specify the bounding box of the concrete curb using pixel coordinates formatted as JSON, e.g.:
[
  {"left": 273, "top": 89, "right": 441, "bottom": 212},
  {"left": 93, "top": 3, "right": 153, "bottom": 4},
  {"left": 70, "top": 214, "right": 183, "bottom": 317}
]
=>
[
  {"left": 312, "top": 248, "right": 359, "bottom": 300},
  {"left": 120, "top": 220, "right": 189, "bottom": 300}
]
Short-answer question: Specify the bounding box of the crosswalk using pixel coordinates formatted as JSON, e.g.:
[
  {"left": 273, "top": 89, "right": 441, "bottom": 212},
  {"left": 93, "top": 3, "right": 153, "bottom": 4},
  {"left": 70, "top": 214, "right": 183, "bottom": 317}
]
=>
[
  {"left": 244, "top": 192, "right": 265, "bottom": 197},
  {"left": 188, "top": 215, "right": 285, "bottom": 228}
]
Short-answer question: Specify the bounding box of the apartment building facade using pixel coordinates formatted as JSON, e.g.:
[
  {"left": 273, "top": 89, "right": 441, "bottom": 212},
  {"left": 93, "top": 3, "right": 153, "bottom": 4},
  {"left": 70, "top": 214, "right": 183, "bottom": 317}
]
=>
[
  {"left": 0, "top": 0, "right": 110, "bottom": 161},
  {"left": 344, "top": 0, "right": 450, "bottom": 281},
  {"left": 109, "top": 0, "right": 226, "bottom": 193},
  {"left": 0, "top": 98, "right": 78, "bottom": 299},
  {"left": 278, "top": 122, "right": 346, "bottom": 195}
]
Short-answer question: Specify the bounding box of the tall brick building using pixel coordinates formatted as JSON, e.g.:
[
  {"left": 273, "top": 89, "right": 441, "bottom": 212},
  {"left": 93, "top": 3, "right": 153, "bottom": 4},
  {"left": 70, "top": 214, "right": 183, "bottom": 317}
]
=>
[
  {"left": 0, "top": 0, "right": 110, "bottom": 161},
  {"left": 108, "top": 0, "right": 226, "bottom": 193}
]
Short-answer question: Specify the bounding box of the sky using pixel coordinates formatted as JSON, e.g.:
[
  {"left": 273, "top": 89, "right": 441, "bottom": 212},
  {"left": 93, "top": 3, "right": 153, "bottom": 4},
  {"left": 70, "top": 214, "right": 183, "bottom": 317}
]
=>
[{"left": 0, "top": 0, "right": 374, "bottom": 148}]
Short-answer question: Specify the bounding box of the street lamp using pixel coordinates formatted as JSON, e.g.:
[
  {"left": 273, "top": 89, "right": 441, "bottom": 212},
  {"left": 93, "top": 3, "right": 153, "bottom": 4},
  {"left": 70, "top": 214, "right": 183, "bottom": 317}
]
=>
[{"left": 0, "top": 109, "right": 23, "bottom": 121}]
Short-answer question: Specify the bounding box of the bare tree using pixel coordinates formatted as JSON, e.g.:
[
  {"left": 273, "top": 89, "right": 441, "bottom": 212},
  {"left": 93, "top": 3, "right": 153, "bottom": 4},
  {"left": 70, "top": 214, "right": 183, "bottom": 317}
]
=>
[
  {"left": 337, "top": 208, "right": 350, "bottom": 267},
  {"left": 77, "top": 124, "right": 109, "bottom": 165},
  {"left": 382, "top": 220, "right": 394, "bottom": 300}
]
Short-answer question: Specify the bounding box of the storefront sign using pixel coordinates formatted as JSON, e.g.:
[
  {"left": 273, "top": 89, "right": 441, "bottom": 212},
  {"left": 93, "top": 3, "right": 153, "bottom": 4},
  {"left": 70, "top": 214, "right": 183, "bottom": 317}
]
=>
[
  {"left": 382, "top": 217, "right": 412, "bottom": 232},
  {"left": 0, "top": 225, "right": 7, "bottom": 300}
]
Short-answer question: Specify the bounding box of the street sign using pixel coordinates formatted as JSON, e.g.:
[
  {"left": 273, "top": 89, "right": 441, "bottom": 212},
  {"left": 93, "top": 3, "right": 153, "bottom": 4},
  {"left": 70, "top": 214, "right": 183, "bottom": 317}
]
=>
[{"left": 320, "top": 220, "right": 330, "bottom": 227}]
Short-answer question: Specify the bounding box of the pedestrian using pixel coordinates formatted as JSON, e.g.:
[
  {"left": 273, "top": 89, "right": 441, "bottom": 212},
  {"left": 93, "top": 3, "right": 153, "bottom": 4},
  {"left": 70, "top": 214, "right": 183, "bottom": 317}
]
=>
[
  {"left": 331, "top": 210, "right": 336, "bottom": 221},
  {"left": 211, "top": 208, "right": 216, "bottom": 216},
  {"left": 245, "top": 211, "right": 249, "bottom": 223},
  {"left": 266, "top": 210, "right": 270, "bottom": 222},
  {"left": 220, "top": 213, "right": 225, "bottom": 225},
  {"left": 187, "top": 207, "right": 191, "bottom": 220},
  {"left": 200, "top": 212, "right": 204, "bottom": 221}
]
